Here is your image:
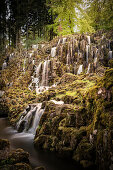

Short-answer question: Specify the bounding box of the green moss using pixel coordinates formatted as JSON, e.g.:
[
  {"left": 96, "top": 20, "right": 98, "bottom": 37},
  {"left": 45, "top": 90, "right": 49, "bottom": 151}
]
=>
[
  {"left": 103, "top": 68, "right": 113, "bottom": 89},
  {"left": 66, "top": 91, "right": 77, "bottom": 96},
  {"left": 108, "top": 59, "right": 113, "bottom": 68}
]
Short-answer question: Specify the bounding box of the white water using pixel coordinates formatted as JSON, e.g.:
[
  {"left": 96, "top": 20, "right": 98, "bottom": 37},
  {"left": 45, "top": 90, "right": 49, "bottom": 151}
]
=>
[
  {"left": 0, "top": 90, "right": 4, "bottom": 97},
  {"left": 50, "top": 100, "right": 64, "bottom": 105},
  {"left": 32, "top": 44, "right": 38, "bottom": 49},
  {"left": 57, "top": 39, "right": 61, "bottom": 46},
  {"left": 66, "top": 54, "right": 69, "bottom": 65},
  {"left": 2, "top": 61, "right": 7, "bottom": 70},
  {"left": 41, "top": 44, "right": 45, "bottom": 48},
  {"left": 51, "top": 47, "right": 57, "bottom": 57},
  {"left": 87, "top": 35, "right": 90, "bottom": 45},
  {"left": 77, "top": 65, "right": 83, "bottom": 75},
  {"left": 94, "top": 57, "right": 97, "bottom": 67},
  {"left": 28, "top": 104, "right": 44, "bottom": 133},
  {"left": 17, "top": 103, "right": 44, "bottom": 135},
  {"left": 109, "top": 51, "right": 112, "bottom": 59},
  {"left": 9, "top": 53, "right": 14, "bottom": 60},
  {"left": 62, "top": 38, "right": 67, "bottom": 44},
  {"left": 29, "top": 52, "right": 34, "bottom": 58},
  {"left": 29, "top": 60, "right": 54, "bottom": 94},
  {"left": 36, "top": 62, "right": 42, "bottom": 77},
  {"left": 41, "top": 60, "right": 50, "bottom": 86},
  {"left": 86, "top": 45, "right": 90, "bottom": 63},
  {"left": 0, "top": 118, "right": 79, "bottom": 170}
]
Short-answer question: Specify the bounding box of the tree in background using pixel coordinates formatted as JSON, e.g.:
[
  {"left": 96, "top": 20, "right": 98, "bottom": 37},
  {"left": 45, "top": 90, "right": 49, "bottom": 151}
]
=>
[
  {"left": 86, "top": 0, "right": 113, "bottom": 30},
  {"left": 46, "top": 0, "right": 83, "bottom": 35},
  {"left": 0, "top": 0, "right": 7, "bottom": 51}
]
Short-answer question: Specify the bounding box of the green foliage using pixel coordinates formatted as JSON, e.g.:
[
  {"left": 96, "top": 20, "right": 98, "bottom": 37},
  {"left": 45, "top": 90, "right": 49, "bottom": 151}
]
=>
[
  {"left": 76, "top": 10, "right": 95, "bottom": 33},
  {"left": 86, "top": 0, "right": 113, "bottom": 30},
  {"left": 46, "top": 0, "right": 82, "bottom": 35},
  {"left": 25, "top": 36, "right": 46, "bottom": 49}
]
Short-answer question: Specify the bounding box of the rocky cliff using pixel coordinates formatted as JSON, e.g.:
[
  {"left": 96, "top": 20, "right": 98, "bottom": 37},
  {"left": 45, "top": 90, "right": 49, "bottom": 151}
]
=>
[{"left": 0, "top": 30, "right": 113, "bottom": 169}]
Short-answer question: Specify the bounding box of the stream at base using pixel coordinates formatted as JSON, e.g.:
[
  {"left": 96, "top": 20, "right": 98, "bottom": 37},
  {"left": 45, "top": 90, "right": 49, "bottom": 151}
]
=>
[{"left": 0, "top": 118, "right": 84, "bottom": 170}]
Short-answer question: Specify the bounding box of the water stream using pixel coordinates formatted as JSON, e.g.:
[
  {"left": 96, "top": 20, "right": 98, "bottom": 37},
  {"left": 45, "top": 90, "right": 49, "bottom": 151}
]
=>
[{"left": 0, "top": 118, "right": 84, "bottom": 170}]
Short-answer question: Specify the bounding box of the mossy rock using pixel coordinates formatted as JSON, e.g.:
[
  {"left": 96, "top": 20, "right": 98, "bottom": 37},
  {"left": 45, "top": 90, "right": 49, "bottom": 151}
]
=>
[
  {"left": 34, "top": 135, "right": 47, "bottom": 149},
  {"left": 0, "top": 79, "right": 6, "bottom": 90},
  {"left": 73, "top": 138, "right": 95, "bottom": 167},
  {"left": 35, "top": 166, "right": 45, "bottom": 170},
  {"left": 0, "top": 163, "right": 32, "bottom": 170},
  {"left": 103, "top": 69, "right": 113, "bottom": 89},
  {"left": 59, "top": 73, "right": 77, "bottom": 85},
  {"left": 8, "top": 149, "right": 29, "bottom": 164},
  {"left": 108, "top": 59, "right": 113, "bottom": 68},
  {"left": 14, "top": 163, "right": 32, "bottom": 170},
  {"left": 0, "top": 139, "right": 10, "bottom": 150},
  {"left": 0, "top": 101, "right": 9, "bottom": 117}
]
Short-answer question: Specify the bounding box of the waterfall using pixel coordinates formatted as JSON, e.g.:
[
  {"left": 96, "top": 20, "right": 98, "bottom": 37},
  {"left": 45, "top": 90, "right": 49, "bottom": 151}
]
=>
[
  {"left": 94, "top": 57, "right": 97, "bottom": 67},
  {"left": 87, "top": 63, "right": 91, "bottom": 74},
  {"left": 29, "top": 60, "right": 52, "bottom": 94},
  {"left": 77, "top": 65, "right": 83, "bottom": 75},
  {"left": 67, "top": 43, "right": 70, "bottom": 65},
  {"left": 57, "top": 39, "right": 61, "bottom": 46},
  {"left": 32, "top": 59, "right": 35, "bottom": 65},
  {"left": 41, "top": 60, "right": 50, "bottom": 86},
  {"left": 2, "top": 61, "right": 7, "bottom": 70},
  {"left": 16, "top": 103, "right": 44, "bottom": 135},
  {"left": 67, "top": 54, "right": 69, "bottom": 65},
  {"left": 9, "top": 53, "right": 14, "bottom": 60},
  {"left": 50, "top": 100, "right": 64, "bottom": 105},
  {"left": 29, "top": 52, "right": 34, "bottom": 58},
  {"left": 62, "top": 38, "right": 66, "bottom": 44},
  {"left": 36, "top": 62, "right": 42, "bottom": 77},
  {"left": 32, "top": 44, "right": 38, "bottom": 49},
  {"left": 86, "top": 45, "right": 90, "bottom": 63},
  {"left": 0, "top": 90, "right": 4, "bottom": 97},
  {"left": 51, "top": 47, "right": 57, "bottom": 57},
  {"left": 87, "top": 35, "right": 90, "bottom": 45},
  {"left": 109, "top": 51, "right": 112, "bottom": 59}
]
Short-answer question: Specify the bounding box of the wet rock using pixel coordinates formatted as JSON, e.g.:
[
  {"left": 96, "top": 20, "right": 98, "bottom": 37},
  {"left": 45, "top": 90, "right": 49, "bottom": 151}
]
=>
[
  {"left": 0, "top": 139, "right": 10, "bottom": 150},
  {"left": 8, "top": 148, "right": 30, "bottom": 164},
  {"left": 34, "top": 166, "right": 46, "bottom": 170},
  {"left": 0, "top": 163, "right": 32, "bottom": 170},
  {"left": 14, "top": 163, "right": 32, "bottom": 170},
  {"left": 0, "top": 139, "right": 10, "bottom": 162}
]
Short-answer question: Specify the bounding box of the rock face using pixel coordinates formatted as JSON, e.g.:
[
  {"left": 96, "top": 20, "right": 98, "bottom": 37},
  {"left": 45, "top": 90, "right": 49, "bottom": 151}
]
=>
[
  {"left": 34, "top": 69, "right": 113, "bottom": 169},
  {"left": 0, "top": 31, "right": 113, "bottom": 170}
]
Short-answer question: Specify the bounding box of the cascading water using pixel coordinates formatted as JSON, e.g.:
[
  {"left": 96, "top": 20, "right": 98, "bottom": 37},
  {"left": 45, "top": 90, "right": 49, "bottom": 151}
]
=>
[
  {"left": 41, "top": 60, "right": 50, "bottom": 86},
  {"left": 57, "top": 39, "right": 61, "bottom": 46},
  {"left": 51, "top": 47, "right": 57, "bottom": 57},
  {"left": 36, "top": 62, "right": 42, "bottom": 78},
  {"left": 86, "top": 45, "right": 90, "bottom": 63},
  {"left": 109, "top": 51, "right": 112, "bottom": 59},
  {"left": 32, "top": 44, "right": 38, "bottom": 49},
  {"left": 0, "top": 90, "right": 4, "bottom": 97},
  {"left": 62, "top": 37, "right": 67, "bottom": 44},
  {"left": 2, "top": 61, "right": 7, "bottom": 70},
  {"left": 77, "top": 65, "right": 83, "bottom": 75},
  {"left": 87, "top": 35, "right": 91, "bottom": 45},
  {"left": 66, "top": 43, "right": 70, "bottom": 65},
  {"left": 17, "top": 103, "right": 44, "bottom": 135}
]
